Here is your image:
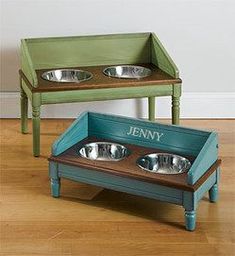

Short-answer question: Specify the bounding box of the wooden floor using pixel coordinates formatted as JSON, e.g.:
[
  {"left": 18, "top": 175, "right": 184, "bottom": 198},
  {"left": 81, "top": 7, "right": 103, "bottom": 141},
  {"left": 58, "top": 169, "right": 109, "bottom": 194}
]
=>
[{"left": 0, "top": 119, "right": 234, "bottom": 256}]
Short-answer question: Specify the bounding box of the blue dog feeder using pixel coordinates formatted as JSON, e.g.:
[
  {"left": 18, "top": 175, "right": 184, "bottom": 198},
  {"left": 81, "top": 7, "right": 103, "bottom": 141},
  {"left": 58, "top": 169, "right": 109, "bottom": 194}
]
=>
[{"left": 48, "top": 112, "right": 221, "bottom": 231}]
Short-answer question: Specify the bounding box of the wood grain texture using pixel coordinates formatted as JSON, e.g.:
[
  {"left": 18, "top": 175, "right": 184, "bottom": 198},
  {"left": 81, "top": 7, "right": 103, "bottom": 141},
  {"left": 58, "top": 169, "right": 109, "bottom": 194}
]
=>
[
  {"left": 33, "top": 64, "right": 181, "bottom": 92},
  {"left": 1, "top": 119, "right": 234, "bottom": 255},
  {"left": 49, "top": 137, "right": 220, "bottom": 192},
  {"left": 25, "top": 33, "right": 151, "bottom": 71}
]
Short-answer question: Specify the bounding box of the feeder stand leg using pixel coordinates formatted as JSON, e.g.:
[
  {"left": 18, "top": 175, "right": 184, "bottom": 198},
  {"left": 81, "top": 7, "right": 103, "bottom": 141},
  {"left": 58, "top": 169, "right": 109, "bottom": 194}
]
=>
[
  {"left": 185, "top": 210, "right": 196, "bottom": 231},
  {"left": 183, "top": 191, "right": 197, "bottom": 231},
  {"left": 148, "top": 96, "right": 155, "bottom": 121},
  {"left": 172, "top": 96, "right": 180, "bottom": 125},
  {"left": 172, "top": 84, "right": 181, "bottom": 125},
  {"left": 51, "top": 178, "right": 61, "bottom": 198},
  {"left": 209, "top": 184, "right": 218, "bottom": 203},
  {"left": 49, "top": 162, "right": 60, "bottom": 197},
  {"left": 20, "top": 78, "right": 28, "bottom": 134},
  {"left": 32, "top": 93, "right": 41, "bottom": 157},
  {"left": 209, "top": 167, "right": 220, "bottom": 203}
]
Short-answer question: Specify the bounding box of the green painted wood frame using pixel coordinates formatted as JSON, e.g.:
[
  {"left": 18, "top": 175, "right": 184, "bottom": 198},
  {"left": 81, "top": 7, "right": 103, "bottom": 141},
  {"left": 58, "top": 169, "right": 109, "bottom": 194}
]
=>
[{"left": 20, "top": 32, "right": 181, "bottom": 156}]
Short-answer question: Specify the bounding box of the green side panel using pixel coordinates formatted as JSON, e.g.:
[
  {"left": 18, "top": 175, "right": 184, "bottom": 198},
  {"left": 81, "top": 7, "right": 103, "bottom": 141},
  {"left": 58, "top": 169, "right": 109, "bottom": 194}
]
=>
[
  {"left": 187, "top": 133, "right": 218, "bottom": 185},
  {"left": 151, "top": 33, "right": 179, "bottom": 78},
  {"left": 52, "top": 112, "right": 88, "bottom": 156},
  {"left": 88, "top": 112, "right": 210, "bottom": 156},
  {"left": 20, "top": 39, "right": 38, "bottom": 87},
  {"left": 25, "top": 33, "right": 151, "bottom": 69},
  {"left": 21, "top": 80, "right": 32, "bottom": 101}
]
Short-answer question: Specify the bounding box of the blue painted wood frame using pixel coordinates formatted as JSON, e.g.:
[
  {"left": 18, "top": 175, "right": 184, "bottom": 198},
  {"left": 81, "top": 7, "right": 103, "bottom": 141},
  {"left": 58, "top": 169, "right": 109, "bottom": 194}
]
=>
[
  {"left": 49, "top": 111, "right": 220, "bottom": 231},
  {"left": 51, "top": 112, "right": 218, "bottom": 185},
  {"left": 49, "top": 161, "right": 220, "bottom": 231}
]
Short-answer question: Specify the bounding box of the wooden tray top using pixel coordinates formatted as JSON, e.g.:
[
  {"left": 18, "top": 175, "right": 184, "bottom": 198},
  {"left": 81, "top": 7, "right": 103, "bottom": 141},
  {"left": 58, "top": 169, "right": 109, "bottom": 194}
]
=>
[
  {"left": 33, "top": 63, "right": 181, "bottom": 92},
  {"left": 49, "top": 137, "right": 221, "bottom": 192}
]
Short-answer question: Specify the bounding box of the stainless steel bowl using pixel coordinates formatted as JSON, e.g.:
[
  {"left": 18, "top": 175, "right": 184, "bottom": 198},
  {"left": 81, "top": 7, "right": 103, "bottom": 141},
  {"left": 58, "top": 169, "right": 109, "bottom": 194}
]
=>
[
  {"left": 136, "top": 153, "right": 191, "bottom": 174},
  {"left": 103, "top": 65, "right": 152, "bottom": 79},
  {"left": 41, "top": 69, "right": 93, "bottom": 83},
  {"left": 78, "top": 142, "right": 129, "bottom": 161}
]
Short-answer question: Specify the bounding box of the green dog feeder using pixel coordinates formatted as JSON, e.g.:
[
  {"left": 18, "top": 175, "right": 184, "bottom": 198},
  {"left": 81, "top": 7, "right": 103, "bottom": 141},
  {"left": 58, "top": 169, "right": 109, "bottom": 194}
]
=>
[{"left": 19, "top": 32, "right": 182, "bottom": 156}]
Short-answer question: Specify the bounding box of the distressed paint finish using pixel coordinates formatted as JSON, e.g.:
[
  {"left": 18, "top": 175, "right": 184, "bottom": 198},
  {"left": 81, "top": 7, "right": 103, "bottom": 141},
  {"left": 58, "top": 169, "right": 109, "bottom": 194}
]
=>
[
  {"left": 148, "top": 96, "right": 155, "bottom": 121},
  {"left": 51, "top": 112, "right": 89, "bottom": 156},
  {"left": 150, "top": 33, "right": 179, "bottom": 78},
  {"left": 32, "top": 93, "right": 41, "bottom": 157},
  {"left": 172, "top": 84, "right": 181, "bottom": 125},
  {"left": 20, "top": 32, "right": 182, "bottom": 156},
  {"left": 187, "top": 133, "right": 218, "bottom": 185},
  {"left": 25, "top": 33, "right": 151, "bottom": 73},
  {"left": 20, "top": 78, "right": 28, "bottom": 134},
  {"left": 209, "top": 167, "right": 220, "bottom": 203},
  {"left": 49, "top": 161, "right": 60, "bottom": 197},
  {"left": 48, "top": 112, "right": 220, "bottom": 231}
]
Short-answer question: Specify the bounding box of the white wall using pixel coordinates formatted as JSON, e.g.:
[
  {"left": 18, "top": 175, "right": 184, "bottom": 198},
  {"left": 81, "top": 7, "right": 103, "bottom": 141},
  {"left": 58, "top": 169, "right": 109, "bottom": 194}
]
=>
[{"left": 0, "top": 0, "right": 235, "bottom": 118}]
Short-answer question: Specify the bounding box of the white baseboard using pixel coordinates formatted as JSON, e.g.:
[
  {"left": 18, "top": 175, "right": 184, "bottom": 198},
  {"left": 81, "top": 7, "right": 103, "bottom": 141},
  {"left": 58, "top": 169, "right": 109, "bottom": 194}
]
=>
[{"left": 0, "top": 92, "right": 234, "bottom": 119}]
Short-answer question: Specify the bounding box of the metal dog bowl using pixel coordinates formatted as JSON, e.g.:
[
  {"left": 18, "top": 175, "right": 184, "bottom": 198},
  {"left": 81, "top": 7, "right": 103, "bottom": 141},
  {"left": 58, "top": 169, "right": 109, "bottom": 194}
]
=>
[
  {"left": 78, "top": 142, "right": 129, "bottom": 161},
  {"left": 136, "top": 153, "right": 191, "bottom": 174},
  {"left": 41, "top": 69, "right": 93, "bottom": 83},
  {"left": 103, "top": 65, "right": 152, "bottom": 79}
]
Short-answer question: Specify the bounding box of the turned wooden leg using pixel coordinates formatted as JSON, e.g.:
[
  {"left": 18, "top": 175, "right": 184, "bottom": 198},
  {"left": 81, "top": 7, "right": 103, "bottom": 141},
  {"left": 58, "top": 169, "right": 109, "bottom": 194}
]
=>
[
  {"left": 209, "top": 184, "right": 218, "bottom": 203},
  {"left": 172, "top": 96, "right": 180, "bottom": 125},
  {"left": 148, "top": 96, "right": 155, "bottom": 121},
  {"left": 49, "top": 161, "right": 60, "bottom": 197},
  {"left": 51, "top": 178, "right": 61, "bottom": 198},
  {"left": 183, "top": 190, "right": 197, "bottom": 231},
  {"left": 32, "top": 94, "right": 41, "bottom": 157},
  {"left": 185, "top": 210, "right": 196, "bottom": 231},
  {"left": 20, "top": 82, "right": 28, "bottom": 134}
]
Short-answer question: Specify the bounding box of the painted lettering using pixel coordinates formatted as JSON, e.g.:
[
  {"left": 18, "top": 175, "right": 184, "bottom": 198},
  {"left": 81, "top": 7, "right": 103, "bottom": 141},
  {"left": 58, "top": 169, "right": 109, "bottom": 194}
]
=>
[{"left": 126, "top": 126, "right": 164, "bottom": 142}]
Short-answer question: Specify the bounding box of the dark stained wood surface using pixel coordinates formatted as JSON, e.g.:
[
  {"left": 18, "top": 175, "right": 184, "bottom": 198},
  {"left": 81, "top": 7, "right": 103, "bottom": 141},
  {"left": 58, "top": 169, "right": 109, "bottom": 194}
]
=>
[
  {"left": 29, "top": 63, "right": 181, "bottom": 92},
  {"left": 48, "top": 137, "right": 221, "bottom": 192}
]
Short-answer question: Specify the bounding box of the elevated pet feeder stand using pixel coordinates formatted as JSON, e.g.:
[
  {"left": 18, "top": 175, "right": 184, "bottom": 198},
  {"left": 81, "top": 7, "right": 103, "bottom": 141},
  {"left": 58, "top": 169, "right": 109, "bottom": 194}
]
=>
[
  {"left": 19, "top": 32, "right": 181, "bottom": 156},
  {"left": 48, "top": 112, "right": 221, "bottom": 231}
]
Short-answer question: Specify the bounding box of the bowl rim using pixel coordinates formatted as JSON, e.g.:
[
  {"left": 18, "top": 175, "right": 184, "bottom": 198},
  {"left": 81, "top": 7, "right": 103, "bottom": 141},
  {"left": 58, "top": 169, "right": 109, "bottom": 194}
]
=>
[
  {"left": 78, "top": 141, "right": 130, "bottom": 161},
  {"left": 136, "top": 153, "right": 191, "bottom": 174},
  {"left": 103, "top": 65, "right": 152, "bottom": 79},
  {"left": 41, "top": 69, "right": 93, "bottom": 83}
]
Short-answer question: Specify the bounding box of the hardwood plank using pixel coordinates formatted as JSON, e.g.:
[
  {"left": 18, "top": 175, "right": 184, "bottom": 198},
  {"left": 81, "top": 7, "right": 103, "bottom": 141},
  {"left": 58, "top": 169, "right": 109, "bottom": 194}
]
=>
[{"left": 0, "top": 119, "right": 234, "bottom": 256}]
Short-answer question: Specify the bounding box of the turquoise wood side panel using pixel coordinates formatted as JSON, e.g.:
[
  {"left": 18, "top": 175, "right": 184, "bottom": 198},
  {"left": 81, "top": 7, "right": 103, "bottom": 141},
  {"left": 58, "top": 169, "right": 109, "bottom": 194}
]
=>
[
  {"left": 88, "top": 112, "right": 209, "bottom": 156},
  {"left": 187, "top": 133, "right": 218, "bottom": 185},
  {"left": 183, "top": 171, "right": 217, "bottom": 211},
  {"left": 195, "top": 171, "right": 217, "bottom": 202},
  {"left": 25, "top": 33, "right": 151, "bottom": 70},
  {"left": 151, "top": 33, "right": 179, "bottom": 78},
  {"left": 52, "top": 112, "right": 88, "bottom": 156},
  {"left": 57, "top": 163, "right": 183, "bottom": 205}
]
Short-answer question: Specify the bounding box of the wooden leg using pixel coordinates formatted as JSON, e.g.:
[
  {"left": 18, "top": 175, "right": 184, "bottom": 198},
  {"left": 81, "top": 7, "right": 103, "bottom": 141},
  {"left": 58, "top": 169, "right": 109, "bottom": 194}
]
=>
[
  {"left": 185, "top": 210, "right": 196, "bottom": 231},
  {"left": 172, "top": 96, "right": 180, "bottom": 125},
  {"left": 50, "top": 178, "right": 61, "bottom": 198},
  {"left": 20, "top": 84, "right": 28, "bottom": 134},
  {"left": 49, "top": 161, "right": 60, "bottom": 197},
  {"left": 209, "top": 184, "right": 218, "bottom": 203},
  {"left": 148, "top": 96, "right": 155, "bottom": 121},
  {"left": 32, "top": 94, "right": 41, "bottom": 157}
]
